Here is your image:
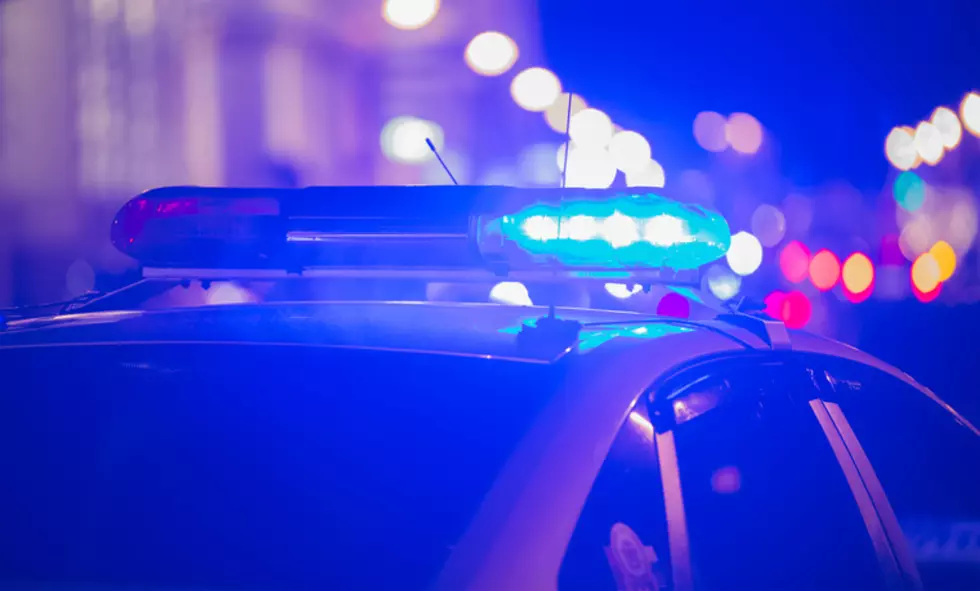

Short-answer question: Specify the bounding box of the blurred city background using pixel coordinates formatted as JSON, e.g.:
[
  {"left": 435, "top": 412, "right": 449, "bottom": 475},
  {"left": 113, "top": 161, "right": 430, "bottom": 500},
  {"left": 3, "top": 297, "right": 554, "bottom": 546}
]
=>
[{"left": 1, "top": 0, "right": 978, "bottom": 414}]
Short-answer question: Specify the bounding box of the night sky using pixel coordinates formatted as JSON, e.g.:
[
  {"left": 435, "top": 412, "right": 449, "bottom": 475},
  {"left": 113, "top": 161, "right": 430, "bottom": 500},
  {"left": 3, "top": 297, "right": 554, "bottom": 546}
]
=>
[{"left": 538, "top": 0, "right": 979, "bottom": 191}]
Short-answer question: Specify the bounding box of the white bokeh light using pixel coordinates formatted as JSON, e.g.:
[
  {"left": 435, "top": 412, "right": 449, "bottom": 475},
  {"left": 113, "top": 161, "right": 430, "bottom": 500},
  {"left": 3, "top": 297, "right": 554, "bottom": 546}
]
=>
[
  {"left": 544, "top": 92, "right": 587, "bottom": 133},
  {"left": 490, "top": 281, "right": 533, "bottom": 306},
  {"left": 608, "top": 130, "right": 652, "bottom": 174},
  {"left": 962, "top": 92, "right": 980, "bottom": 137},
  {"left": 382, "top": 0, "right": 439, "bottom": 30},
  {"left": 704, "top": 264, "right": 741, "bottom": 301},
  {"left": 464, "top": 31, "right": 518, "bottom": 76},
  {"left": 625, "top": 159, "right": 666, "bottom": 188},
  {"left": 885, "top": 127, "right": 918, "bottom": 171},
  {"left": 510, "top": 67, "right": 562, "bottom": 112},
  {"left": 914, "top": 121, "right": 944, "bottom": 165},
  {"left": 558, "top": 144, "right": 618, "bottom": 189},
  {"left": 725, "top": 231, "right": 763, "bottom": 276},
  {"left": 380, "top": 116, "right": 444, "bottom": 164},
  {"left": 605, "top": 283, "right": 643, "bottom": 299},
  {"left": 931, "top": 106, "right": 963, "bottom": 149},
  {"left": 568, "top": 108, "right": 614, "bottom": 149}
]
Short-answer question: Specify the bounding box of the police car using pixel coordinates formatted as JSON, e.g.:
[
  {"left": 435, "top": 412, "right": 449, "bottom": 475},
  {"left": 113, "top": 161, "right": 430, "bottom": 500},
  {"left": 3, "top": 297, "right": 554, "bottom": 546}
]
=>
[{"left": 1, "top": 186, "right": 978, "bottom": 591}]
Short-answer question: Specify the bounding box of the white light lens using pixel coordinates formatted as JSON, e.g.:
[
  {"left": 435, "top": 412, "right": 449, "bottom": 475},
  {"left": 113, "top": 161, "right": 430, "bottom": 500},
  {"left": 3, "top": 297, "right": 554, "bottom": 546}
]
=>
[{"left": 726, "top": 231, "right": 763, "bottom": 276}]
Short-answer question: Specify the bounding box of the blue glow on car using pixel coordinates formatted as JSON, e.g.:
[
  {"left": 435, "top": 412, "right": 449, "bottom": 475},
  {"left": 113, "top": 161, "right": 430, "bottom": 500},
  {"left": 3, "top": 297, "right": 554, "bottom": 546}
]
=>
[{"left": 499, "top": 318, "right": 693, "bottom": 352}]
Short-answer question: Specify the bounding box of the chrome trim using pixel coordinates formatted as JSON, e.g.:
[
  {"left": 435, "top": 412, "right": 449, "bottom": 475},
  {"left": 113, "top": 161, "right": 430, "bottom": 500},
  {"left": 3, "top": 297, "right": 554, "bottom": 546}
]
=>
[
  {"left": 656, "top": 429, "right": 694, "bottom": 591},
  {"left": 824, "top": 401, "right": 924, "bottom": 590},
  {"left": 810, "top": 399, "right": 907, "bottom": 590},
  {"left": 286, "top": 231, "right": 468, "bottom": 242}
]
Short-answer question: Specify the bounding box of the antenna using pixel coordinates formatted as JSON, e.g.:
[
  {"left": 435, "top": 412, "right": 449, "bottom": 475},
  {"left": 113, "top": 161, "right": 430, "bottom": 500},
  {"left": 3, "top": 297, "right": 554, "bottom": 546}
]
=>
[
  {"left": 425, "top": 138, "right": 459, "bottom": 185},
  {"left": 559, "top": 92, "right": 574, "bottom": 189}
]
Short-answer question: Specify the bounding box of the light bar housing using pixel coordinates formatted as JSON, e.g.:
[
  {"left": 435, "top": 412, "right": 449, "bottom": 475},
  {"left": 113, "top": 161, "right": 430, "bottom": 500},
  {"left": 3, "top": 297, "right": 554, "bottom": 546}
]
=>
[{"left": 112, "top": 185, "right": 732, "bottom": 281}]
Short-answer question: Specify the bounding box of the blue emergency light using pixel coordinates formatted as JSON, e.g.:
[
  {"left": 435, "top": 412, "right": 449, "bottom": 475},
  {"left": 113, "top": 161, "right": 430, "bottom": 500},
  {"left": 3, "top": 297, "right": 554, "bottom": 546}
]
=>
[{"left": 111, "top": 185, "right": 732, "bottom": 283}]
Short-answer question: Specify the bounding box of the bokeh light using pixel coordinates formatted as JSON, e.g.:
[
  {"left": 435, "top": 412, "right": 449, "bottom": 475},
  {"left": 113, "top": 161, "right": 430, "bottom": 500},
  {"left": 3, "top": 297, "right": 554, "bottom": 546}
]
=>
[
  {"left": 781, "top": 291, "right": 812, "bottom": 329},
  {"left": 605, "top": 283, "right": 642, "bottom": 299},
  {"left": 948, "top": 197, "right": 979, "bottom": 252},
  {"left": 656, "top": 292, "right": 691, "bottom": 319},
  {"left": 725, "top": 113, "right": 763, "bottom": 155},
  {"left": 899, "top": 216, "right": 934, "bottom": 261},
  {"left": 510, "top": 67, "right": 562, "bottom": 112},
  {"left": 914, "top": 121, "right": 944, "bottom": 165},
  {"left": 779, "top": 241, "right": 811, "bottom": 283},
  {"left": 911, "top": 252, "right": 941, "bottom": 294},
  {"left": 961, "top": 92, "right": 980, "bottom": 137},
  {"left": 912, "top": 280, "right": 942, "bottom": 303},
  {"left": 893, "top": 171, "right": 926, "bottom": 212},
  {"left": 464, "top": 31, "right": 518, "bottom": 77},
  {"left": 929, "top": 240, "right": 956, "bottom": 281},
  {"left": 558, "top": 144, "right": 618, "bottom": 189},
  {"left": 884, "top": 127, "right": 918, "bottom": 170},
  {"left": 705, "top": 264, "right": 741, "bottom": 301},
  {"left": 931, "top": 106, "right": 963, "bottom": 149},
  {"left": 809, "top": 249, "right": 841, "bottom": 291},
  {"left": 490, "top": 281, "right": 533, "bottom": 306},
  {"left": 726, "top": 231, "right": 763, "bottom": 276},
  {"left": 380, "top": 116, "right": 443, "bottom": 164},
  {"left": 711, "top": 466, "right": 742, "bottom": 494},
  {"left": 608, "top": 130, "right": 651, "bottom": 174},
  {"left": 625, "top": 159, "right": 666, "bottom": 188},
  {"left": 750, "top": 204, "right": 786, "bottom": 247},
  {"left": 693, "top": 111, "right": 728, "bottom": 152},
  {"left": 382, "top": 0, "right": 439, "bottom": 30},
  {"left": 544, "top": 92, "right": 587, "bottom": 133},
  {"left": 568, "top": 108, "right": 614, "bottom": 149},
  {"left": 764, "top": 290, "right": 786, "bottom": 319},
  {"left": 842, "top": 253, "right": 874, "bottom": 296}
]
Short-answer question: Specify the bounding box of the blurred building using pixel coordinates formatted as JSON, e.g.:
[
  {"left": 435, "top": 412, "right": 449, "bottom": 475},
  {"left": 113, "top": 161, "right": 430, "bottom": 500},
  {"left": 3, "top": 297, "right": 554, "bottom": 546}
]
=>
[{"left": 0, "top": 0, "right": 545, "bottom": 305}]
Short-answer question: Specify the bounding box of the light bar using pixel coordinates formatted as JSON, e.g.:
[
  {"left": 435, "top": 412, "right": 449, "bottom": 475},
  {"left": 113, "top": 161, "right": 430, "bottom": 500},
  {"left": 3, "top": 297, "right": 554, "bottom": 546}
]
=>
[
  {"left": 477, "top": 192, "right": 730, "bottom": 271},
  {"left": 112, "top": 185, "right": 731, "bottom": 280}
]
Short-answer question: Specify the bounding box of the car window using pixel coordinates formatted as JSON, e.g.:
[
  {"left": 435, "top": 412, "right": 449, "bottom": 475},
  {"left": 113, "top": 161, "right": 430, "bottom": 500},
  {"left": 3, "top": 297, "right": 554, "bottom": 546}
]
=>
[
  {"left": 558, "top": 408, "right": 671, "bottom": 591},
  {"left": 664, "top": 359, "right": 888, "bottom": 591},
  {"left": 822, "top": 361, "right": 980, "bottom": 590},
  {"left": 0, "top": 343, "right": 564, "bottom": 591}
]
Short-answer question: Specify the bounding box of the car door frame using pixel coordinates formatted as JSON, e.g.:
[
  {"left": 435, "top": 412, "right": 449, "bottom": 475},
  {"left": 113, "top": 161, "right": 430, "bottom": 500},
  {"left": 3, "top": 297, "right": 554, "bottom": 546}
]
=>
[{"left": 644, "top": 350, "right": 922, "bottom": 591}]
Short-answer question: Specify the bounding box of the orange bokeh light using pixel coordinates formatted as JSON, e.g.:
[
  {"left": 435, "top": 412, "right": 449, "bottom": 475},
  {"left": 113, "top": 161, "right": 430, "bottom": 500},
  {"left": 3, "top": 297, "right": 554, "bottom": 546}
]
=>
[
  {"left": 842, "top": 252, "right": 875, "bottom": 295},
  {"left": 809, "top": 249, "right": 841, "bottom": 291},
  {"left": 911, "top": 252, "right": 941, "bottom": 294}
]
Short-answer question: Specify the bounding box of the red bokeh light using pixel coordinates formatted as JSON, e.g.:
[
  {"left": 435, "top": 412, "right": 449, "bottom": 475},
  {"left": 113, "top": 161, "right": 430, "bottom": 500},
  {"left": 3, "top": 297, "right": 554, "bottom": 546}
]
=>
[
  {"left": 779, "top": 241, "right": 810, "bottom": 283},
  {"left": 764, "top": 290, "right": 786, "bottom": 319},
  {"left": 781, "top": 291, "right": 812, "bottom": 329},
  {"left": 809, "top": 249, "right": 841, "bottom": 291},
  {"left": 844, "top": 281, "right": 875, "bottom": 303},
  {"left": 912, "top": 280, "right": 942, "bottom": 303},
  {"left": 657, "top": 292, "right": 691, "bottom": 318}
]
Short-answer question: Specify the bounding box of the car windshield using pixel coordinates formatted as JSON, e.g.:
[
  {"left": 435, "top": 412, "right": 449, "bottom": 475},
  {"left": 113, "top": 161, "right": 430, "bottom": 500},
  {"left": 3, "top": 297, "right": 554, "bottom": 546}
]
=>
[{"left": 0, "top": 343, "right": 564, "bottom": 591}]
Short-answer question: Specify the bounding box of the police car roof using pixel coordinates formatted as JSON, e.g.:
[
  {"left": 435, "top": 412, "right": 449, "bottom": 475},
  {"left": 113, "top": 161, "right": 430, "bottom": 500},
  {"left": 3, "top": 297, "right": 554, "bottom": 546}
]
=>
[
  {"left": 0, "top": 300, "right": 759, "bottom": 363},
  {"left": 0, "top": 299, "right": 899, "bottom": 371}
]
